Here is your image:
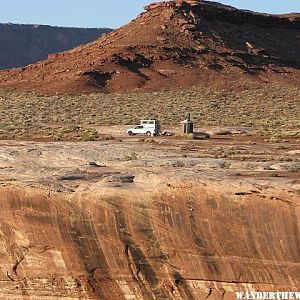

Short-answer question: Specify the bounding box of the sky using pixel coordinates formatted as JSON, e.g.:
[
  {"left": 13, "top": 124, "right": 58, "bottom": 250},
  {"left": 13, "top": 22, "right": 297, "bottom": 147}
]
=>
[{"left": 1, "top": 0, "right": 299, "bottom": 29}]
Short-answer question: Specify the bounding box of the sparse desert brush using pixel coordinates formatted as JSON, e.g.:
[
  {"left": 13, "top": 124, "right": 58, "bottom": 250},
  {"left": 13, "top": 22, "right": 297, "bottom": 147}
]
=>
[
  {"left": 82, "top": 134, "right": 97, "bottom": 142},
  {"left": 0, "top": 81, "right": 299, "bottom": 140},
  {"left": 269, "top": 136, "right": 281, "bottom": 143},
  {"left": 269, "top": 172, "right": 280, "bottom": 177},
  {"left": 123, "top": 151, "right": 139, "bottom": 161},
  {"left": 275, "top": 144, "right": 289, "bottom": 150},
  {"left": 99, "top": 134, "right": 115, "bottom": 141},
  {"left": 0, "top": 123, "right": 102, "bottom": 142},
  {"left": 213, "top": 129, "right": 232, "bottom": 136}
]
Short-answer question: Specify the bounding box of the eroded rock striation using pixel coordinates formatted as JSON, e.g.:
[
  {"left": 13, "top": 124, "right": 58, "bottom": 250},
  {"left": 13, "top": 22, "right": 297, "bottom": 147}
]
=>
[
  {"left": 0, "top": 0, "right": 299, "bottom": 94},
  {"left": 0, "top": 140, "right": 299, "bottom": 299}
]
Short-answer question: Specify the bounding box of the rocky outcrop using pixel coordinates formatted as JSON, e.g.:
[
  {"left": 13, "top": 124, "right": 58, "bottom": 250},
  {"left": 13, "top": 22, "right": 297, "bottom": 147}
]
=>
[
  {"left": 0, "top": 0, "right": 299, "bottom": 94},
  {"left": 0, "top": 140, "right": 299, "bottom": 299},
  {"left": 0, "top": 23, "right": 112, "bottom": 70},
  {"left": 0, "top": 179, "right": 299, "bottom": 299}
]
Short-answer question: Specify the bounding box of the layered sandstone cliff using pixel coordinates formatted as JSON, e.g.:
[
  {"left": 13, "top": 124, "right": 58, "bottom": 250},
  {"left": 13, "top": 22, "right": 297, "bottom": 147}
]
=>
[
  {"left": 0, "top": 139, "right": 299, "bottom": 299},
  {"left": 0, "top": 24, "right": 112, "bottom": 70}
]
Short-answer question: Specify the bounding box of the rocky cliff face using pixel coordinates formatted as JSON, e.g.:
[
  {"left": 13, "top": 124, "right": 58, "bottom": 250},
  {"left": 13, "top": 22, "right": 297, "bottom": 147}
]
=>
[
  {"left": 0, "top": 139, "right": 299, "bottom": 299},
  {"left": 0, "top": 23, "right": 112, "bottom": 70},
  {"left": 1, "top": 183, "right": 299, "bottom": 299},
  {"left": 0, "top": 0, "right": 299, "bottom": 94}
]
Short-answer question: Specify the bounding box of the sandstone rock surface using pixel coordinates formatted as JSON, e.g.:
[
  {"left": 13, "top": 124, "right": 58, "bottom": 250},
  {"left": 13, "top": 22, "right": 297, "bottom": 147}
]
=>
[{"left": 0, "top": 138, "right": 299, "bottom": 299}]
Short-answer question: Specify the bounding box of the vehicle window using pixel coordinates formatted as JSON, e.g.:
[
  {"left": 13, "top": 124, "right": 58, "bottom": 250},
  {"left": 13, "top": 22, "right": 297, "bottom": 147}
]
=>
[
  {"left": 135, "top": 126, "right": 143, "bottom": 129},
  {"left": 142, "top": 120, "right": 155, "bottom": 124}
]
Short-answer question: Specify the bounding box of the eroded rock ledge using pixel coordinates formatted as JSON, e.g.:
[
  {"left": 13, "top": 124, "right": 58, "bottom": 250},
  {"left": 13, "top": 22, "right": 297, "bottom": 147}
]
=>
[
  {"left": 0, "top": 140, "right": 299, "bottom": 299},
  {"left": 0, "top": 181, "right": 299, "bottom": 299}
]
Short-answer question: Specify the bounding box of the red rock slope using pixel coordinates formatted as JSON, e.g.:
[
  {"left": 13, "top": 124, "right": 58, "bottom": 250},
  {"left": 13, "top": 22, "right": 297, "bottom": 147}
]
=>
[{"left": 0, "top": 0, "right": 299, "bottom": 94}]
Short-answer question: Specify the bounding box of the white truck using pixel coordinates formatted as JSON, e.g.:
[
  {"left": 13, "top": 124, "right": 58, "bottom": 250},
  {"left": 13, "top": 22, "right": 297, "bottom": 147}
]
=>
[{"left": 127, "top": 120, "right": 161, "bottom": 136}]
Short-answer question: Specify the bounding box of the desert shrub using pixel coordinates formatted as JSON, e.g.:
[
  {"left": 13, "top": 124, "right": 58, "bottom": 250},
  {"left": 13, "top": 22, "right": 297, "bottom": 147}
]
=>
[{"left": 123, "top": 152, "right": 139, "bottom": 161}]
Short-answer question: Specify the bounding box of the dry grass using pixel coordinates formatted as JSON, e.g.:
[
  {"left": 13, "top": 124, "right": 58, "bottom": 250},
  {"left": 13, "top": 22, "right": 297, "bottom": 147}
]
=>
[{"left": 0, "top": 81, "right": 299, "bottom": 140}]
